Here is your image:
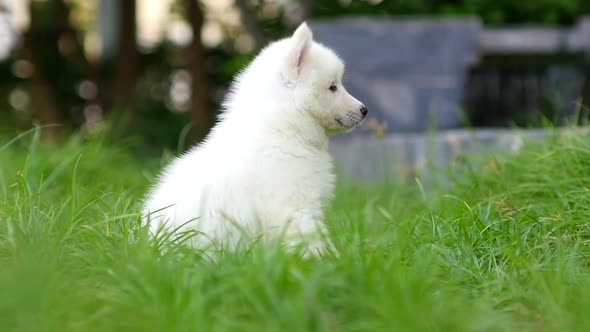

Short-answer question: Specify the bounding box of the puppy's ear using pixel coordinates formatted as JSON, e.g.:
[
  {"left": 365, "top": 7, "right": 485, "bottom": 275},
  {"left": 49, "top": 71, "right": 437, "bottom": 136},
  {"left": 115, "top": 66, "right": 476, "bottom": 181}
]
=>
[{"left": 283, "top": 22, "right": 313, "bottom": 86}]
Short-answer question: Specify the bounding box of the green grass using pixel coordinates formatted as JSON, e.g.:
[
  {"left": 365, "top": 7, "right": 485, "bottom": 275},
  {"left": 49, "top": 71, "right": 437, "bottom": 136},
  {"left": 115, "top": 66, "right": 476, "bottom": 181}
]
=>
[{"left": 1, "top": 128, "right": 590, "bottom": 331}]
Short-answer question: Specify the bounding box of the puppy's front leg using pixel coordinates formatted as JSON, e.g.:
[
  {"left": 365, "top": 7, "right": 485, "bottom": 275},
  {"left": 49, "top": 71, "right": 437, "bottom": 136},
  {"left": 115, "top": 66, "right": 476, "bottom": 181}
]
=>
[{"left": 284, "top": 212, "right": 336, "bottom": 257}]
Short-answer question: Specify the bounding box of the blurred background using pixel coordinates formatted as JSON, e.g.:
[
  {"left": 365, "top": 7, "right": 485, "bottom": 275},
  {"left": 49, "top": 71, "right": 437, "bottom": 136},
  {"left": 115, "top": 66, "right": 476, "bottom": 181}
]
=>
[{"left": 0, "top": 0, "right": 589, "bottom": 177}]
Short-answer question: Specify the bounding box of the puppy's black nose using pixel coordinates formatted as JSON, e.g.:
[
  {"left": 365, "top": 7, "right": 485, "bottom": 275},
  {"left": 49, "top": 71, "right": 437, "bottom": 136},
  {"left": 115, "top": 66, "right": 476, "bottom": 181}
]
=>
[{"left": 360, "top": 106, "right": 368, "bottom": 116}]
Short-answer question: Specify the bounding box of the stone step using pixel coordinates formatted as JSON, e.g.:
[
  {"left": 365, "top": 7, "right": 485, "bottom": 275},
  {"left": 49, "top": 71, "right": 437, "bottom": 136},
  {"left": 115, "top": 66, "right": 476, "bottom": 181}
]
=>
[{"left": 330, "top": 127, "right": 589, "bottom": 180}]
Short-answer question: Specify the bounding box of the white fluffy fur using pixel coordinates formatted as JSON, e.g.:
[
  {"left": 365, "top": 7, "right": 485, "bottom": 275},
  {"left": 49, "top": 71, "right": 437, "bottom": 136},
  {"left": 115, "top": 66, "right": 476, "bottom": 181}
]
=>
[{"left": 143, "top": 23, "right": 366, "bottom": 255}]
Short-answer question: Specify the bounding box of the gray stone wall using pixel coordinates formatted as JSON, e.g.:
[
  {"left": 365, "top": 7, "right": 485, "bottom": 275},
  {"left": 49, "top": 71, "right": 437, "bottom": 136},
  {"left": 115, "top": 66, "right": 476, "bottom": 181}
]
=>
[
  {"left": 312, "top": 18, "right": 480, "bottom": 132},
  {"left": 310, "top": 17, "right": 590, "bottom": 179},
  {"left": 310, "top": 17, "right": 590, "bottom": 134}
]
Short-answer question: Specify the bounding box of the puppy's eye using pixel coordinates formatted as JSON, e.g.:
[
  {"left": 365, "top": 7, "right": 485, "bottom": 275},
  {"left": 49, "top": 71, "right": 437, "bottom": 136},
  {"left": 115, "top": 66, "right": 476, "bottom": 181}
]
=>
[{"left": 329, "top": 83, "right": 338, "bottom": 92}]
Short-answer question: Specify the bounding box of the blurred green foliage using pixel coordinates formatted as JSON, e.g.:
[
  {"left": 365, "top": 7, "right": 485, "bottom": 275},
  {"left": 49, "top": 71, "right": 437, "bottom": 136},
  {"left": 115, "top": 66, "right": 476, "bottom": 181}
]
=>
[
  {"left": 0, "top": 0, "right": 589, "bottom": 150},
  {"left": 315, "top": 0, "right": 589, "bottom": 25}
]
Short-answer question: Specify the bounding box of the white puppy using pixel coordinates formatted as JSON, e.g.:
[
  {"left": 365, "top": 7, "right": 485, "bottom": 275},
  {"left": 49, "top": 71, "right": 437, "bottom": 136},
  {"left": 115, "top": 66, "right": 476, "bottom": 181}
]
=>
[{"left": 143, "top": 22, "right": 367, "bottom": 255}]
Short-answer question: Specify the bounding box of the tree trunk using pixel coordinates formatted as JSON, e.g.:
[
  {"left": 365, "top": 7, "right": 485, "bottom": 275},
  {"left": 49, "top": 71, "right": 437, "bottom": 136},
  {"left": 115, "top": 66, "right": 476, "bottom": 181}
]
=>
[
  {"left": 113, "top": 0, "right": 138, "bottom": 125},
  {"left": 187, "top": 0, "right": 210, "bottom": 139},
  {"left": 302, "top": 0, "right": 318, "bottom": 21},
  {"left": 234, "top": 0, "right": 266, "bottom": 49},
  {"left": 24, "top": 2, "right": 63, "bottom": 141},
  {"left": 55, "top": 0, "right": 103, "bottom": 109},
  {"left": 28, "top": 51, "right": 64, "bottom": 140}
]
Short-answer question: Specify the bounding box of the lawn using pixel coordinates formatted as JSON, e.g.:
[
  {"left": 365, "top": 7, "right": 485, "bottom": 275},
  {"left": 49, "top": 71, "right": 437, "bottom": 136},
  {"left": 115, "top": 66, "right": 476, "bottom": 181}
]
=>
[{"left": 1, "top": 128, "right": 589, "bottom": 331}]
